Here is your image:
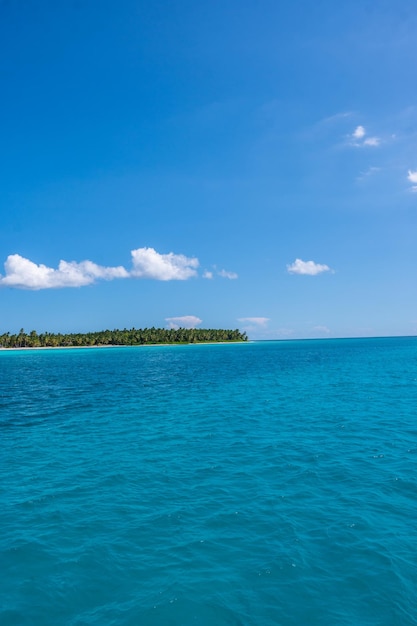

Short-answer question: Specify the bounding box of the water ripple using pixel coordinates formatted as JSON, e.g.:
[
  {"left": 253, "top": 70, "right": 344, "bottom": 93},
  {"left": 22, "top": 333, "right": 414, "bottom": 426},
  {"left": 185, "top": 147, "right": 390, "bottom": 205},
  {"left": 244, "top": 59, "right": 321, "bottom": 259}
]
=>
[{"left": 1, "top": 338, "right": 417, "bottom": 625}]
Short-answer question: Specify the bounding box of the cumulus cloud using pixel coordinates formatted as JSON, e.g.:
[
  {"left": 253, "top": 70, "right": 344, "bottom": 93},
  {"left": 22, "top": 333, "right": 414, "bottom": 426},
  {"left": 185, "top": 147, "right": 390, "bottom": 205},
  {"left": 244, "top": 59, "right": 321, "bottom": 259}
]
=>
[
  {"left": 1, "top": 246, "right": 235, "bottom": 289},
  {"left": 0, "top": 254, "right": 128, "bottom": 290},
  {"left": 165, "top": 315, "right": 202, "bottom": 330},
  {"left": 353, "top": 125, "right": 365, "bottom": 139},
  {"left": 287, "top": 258, "right": 332, "bottom": 276},
  {"left": 407, "top": 170, "right": 417, "bottom": 192},
  {"left": 349, "top": 125, "right": 380, "bottom": 147},
  {"left": 238, "top": 317, "right": 269, "bottom": 327},
  {"left": 218, "top": 269, "right": 238, "bottom": 279},
  {"left": 130, "top": 247, "right": 199, "bottom": 280}
]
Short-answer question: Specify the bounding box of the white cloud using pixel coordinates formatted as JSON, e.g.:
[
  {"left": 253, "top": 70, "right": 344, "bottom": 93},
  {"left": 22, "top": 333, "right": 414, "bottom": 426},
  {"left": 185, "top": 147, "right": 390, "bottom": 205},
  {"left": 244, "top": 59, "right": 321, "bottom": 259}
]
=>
[
  {"left": 363, "top": 137, "right": 380, "bottom": 146},
  {"left": 165, "top": 315, "right": 202, "bottom": 330},
  {"left": 349, "top": 125, "right": 380, "bottom": 147},
  {"left": 304, "top": 111, "right": 352, "bottom": 140},
  {"left": 238, "top": 317, "right": 269, "bottom": 327},
  {"left": 357, "top": 166, "right": 381, "bottom": 181},
  {"left": 407, "top": 170, "right": 417, "bottom": 184},
  {"left": 287, "top": 258, "right": 332, "bottom": 276},
  {"left": 353, "top": 125, "right": 366, "bottom": 139},
  {"left": 0, "top": 246, "right": 229, "bottom": 289},
  {"left": 218, "top": 269, "right": 238, "bottom": 279},
  {"left": 130, "top": 247, "right": 199, "bottom": 280},
  {"left": 238, "top": 316, "right": 271, "bottom": 337},
  {"left": 275, "top": 328, "right": 295, "bottom": 337},
  {"left": 0, "top": 254, "right": 128, "bottom": 290},
  {"left": 319, "top": 111, "right": 353, "bottom": 126},
  {"left": 407, "top": 170, "right": 417, "bottom": 192},
  {"left": 202, "top": 267, "right": 237, "bottom": 279},
  {"left": 312, "top": 325, "right": 331, "bottom": 334}
]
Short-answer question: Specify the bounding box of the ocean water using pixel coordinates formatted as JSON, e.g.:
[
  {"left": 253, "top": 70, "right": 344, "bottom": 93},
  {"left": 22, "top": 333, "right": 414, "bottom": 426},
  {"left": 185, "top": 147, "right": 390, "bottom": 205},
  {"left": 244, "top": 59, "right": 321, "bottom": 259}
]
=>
[{"left": 1, "top": 337, "right": 417, "bottom": 625}]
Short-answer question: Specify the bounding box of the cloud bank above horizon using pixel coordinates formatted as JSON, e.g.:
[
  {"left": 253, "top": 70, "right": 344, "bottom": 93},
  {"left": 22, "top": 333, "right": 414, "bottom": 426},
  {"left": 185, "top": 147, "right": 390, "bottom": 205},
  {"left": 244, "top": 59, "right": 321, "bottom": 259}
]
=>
[{"left": 0, "top": 248, "right": 239, "bottom": 290}]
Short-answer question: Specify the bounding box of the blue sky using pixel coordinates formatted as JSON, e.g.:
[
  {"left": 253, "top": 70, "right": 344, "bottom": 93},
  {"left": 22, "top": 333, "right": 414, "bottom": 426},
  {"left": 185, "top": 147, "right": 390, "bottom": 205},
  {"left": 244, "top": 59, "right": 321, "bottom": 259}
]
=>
[{"left": 1, "top": 0, "right": 416, "bottom": 339}]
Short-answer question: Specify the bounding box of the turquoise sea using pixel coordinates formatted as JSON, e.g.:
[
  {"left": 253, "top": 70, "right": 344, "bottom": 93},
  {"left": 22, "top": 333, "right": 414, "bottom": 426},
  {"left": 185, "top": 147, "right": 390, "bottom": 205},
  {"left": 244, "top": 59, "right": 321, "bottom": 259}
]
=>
[{"left": 1, "top": 337, "right": 417, "bottom": 625}]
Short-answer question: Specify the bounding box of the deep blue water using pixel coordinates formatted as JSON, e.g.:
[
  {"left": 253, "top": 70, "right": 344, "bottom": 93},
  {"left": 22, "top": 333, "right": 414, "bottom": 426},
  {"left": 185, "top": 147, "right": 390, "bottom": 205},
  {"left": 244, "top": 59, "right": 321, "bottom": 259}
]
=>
[{"left": 1, "top": 337, "right": 417, "bottom": 625}]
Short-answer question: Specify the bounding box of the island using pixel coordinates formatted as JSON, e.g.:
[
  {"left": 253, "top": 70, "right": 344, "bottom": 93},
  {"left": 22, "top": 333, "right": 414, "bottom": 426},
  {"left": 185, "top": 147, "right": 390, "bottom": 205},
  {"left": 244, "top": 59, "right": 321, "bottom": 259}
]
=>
[{"left": 0, "top": 327, "right": 248, "bottom": 348}]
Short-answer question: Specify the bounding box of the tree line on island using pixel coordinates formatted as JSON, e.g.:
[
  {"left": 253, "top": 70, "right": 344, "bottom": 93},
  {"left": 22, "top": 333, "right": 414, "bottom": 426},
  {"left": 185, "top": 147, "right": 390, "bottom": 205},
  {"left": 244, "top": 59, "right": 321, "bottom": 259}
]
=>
[{"left": 0, "top": 327, "right": 248, "bottom": 348}]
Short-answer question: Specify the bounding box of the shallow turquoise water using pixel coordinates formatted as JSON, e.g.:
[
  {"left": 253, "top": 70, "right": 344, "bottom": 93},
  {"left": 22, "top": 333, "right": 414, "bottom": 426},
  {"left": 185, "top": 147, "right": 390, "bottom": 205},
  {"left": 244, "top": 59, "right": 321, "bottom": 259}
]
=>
[{"left": 1, "top": 338, "right": 417, "bottom": 625}]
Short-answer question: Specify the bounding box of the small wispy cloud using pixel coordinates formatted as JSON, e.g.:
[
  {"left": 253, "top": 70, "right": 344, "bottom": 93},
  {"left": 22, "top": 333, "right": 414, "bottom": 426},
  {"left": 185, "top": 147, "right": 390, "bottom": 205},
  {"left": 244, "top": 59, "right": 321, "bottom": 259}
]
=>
[
  {"left": 363, "top": 137, "right": 380, "bottom": 146},
  {"left": 238, "top": 316, "right": 270, "bottom": 337},
  {"left": 238, "top": 317, "right": 269, "bottom": 327},
  {"left": 349, "top": 125, "right": 380, "bottom": 148},
  {"left": 287, "top": 259, "right": 332, "bottom": 276},
  {"left": 407, "top": 169, "right": 417, "bottom": 192},
  {"left": 203, "top": 265, "right": 238, "bottom": 280},
  {"left": 312, "top": 325, "right": 331, "bottom": 335},
  {"left": 218, "top": 269, "right": 238, "bottom": 279},
  {"left": 357, "top": 166, "right": 381, "bottom": 181},
  {"left": 322, "top": 111, "right": 352, "bottom": 124},
  {"left": 275, "top": 328, "right": 295, "bottom": 337},
  {"left": 165, "top": 315, "right": 202, "bottom": 330},
  {"left": 309, "top": 111, "right": 352, "bottom": 135}
]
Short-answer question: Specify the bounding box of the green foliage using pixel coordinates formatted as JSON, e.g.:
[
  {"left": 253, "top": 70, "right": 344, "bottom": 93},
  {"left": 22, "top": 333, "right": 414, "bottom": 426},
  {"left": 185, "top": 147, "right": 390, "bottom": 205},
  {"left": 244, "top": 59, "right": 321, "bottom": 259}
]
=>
[{"left": 0, "top": 327, "right": 248, "bottom": 348}]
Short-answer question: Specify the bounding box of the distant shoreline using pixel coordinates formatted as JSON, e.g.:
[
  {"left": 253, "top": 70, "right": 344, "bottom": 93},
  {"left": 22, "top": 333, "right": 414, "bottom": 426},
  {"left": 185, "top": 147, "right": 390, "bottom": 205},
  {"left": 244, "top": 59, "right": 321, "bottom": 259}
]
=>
[
  {"left": 0, "top": 327, "right": 248, "bottom": 349},
  {"left": 0, "top": 341, "right": 248, "bottom": 352}
]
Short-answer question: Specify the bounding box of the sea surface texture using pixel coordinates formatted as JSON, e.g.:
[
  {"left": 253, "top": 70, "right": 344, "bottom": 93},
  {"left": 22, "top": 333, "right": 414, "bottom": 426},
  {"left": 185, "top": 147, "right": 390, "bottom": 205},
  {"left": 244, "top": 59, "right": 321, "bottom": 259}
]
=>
[{"left": 1, "top": 338, "right": 417, "bottom": 625}]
